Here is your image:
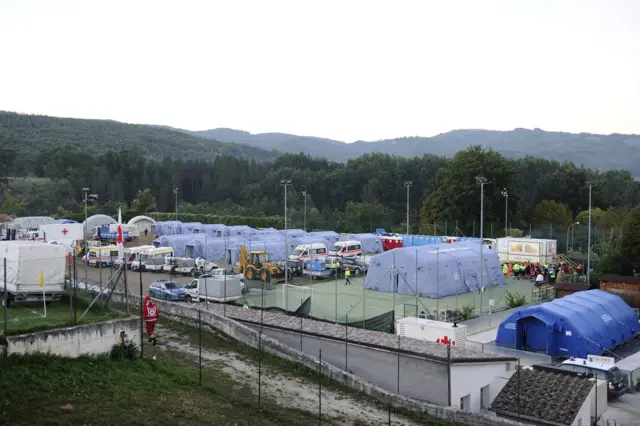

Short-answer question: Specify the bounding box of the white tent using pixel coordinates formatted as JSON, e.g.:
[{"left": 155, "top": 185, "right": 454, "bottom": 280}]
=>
[{"left": 128, "top": 215, "right": 156, "bottom": 235}]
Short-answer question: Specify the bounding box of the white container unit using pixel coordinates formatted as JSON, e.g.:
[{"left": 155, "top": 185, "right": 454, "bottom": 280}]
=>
[
  {"left": 495, "top": 237, "right": 557, "bottom": 264},
  {"left": 396, "top": 317, "right": 467, "bottom": 348}
]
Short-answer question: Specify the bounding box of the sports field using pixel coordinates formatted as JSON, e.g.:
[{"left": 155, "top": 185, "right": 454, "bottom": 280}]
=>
[{"left": 240, "top": 275, "right": 550, "bottom": 323}]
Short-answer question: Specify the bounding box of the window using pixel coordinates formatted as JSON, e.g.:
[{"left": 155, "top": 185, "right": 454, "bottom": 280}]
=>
[
  {"left": 460, "top": 394, "right": 470, "bottom": 411},
  {"left": 577, "top": 418, "right": 582, "bottom": 426},
  {"left": 110, "top": 251, "right": 118, "bottom": 258},
  {"left": 481, "top": 385, "right": 490, "bottom": 409}
]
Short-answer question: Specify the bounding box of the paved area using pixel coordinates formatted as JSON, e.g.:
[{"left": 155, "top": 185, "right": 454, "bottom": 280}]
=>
[{"left": 602, "top": 392, "right": 640, "bottom": 426}]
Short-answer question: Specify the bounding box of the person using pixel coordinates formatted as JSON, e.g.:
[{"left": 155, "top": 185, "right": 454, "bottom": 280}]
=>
[
  {"left": 513, "top": 263, "right": 521, "bottom": 280},
  {"left": 344, "top": 267, "right": 352, "bottom": 285},
  {"left": 144, "top": 228, "right": 148, "bottom": 237},
  {"left": 535, "top": 272, "right": 544, "bottom": 287},
  {"left": 502, "top": 263, "right": 509, "bottom": 278},
  {"left": 143, "top": 296, "right": 159, "bottom": 345}
]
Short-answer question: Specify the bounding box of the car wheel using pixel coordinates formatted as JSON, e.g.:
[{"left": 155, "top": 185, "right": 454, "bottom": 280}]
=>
[
  {"left": 191, "top": 269, "right": 197, "bottom": 277},
  {"left": 354, "top": 268, "right": 361, "bottom": 276},
  {"left": 186, "top": 295, "right": 192, "bottom": 303}
]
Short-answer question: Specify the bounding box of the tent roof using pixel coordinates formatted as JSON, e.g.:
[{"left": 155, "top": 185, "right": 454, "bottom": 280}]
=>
[{"left": 128, "top": 215, "right": 156, "bottom": 225}]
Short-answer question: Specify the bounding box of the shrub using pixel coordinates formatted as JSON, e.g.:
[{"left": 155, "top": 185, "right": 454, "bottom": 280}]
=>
[
  {"left": 109, "top": 340, "right": 140, "bottom": 360},
  {"left": 458, "top": 305, "right": 475, "bottom": 320},
  {"left": 505, "top": 291, "right": 527, "bottom": 308}
]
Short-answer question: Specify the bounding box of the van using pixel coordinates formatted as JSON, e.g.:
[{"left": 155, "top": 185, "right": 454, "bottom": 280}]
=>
[
  {"left": 328, "top": 240, "right": 362, "bottom": 257},
  {"left": 87, "top": 246, "right": 120, "bottom": 267},
  {"left": 132, "top": 247, "right": 174, "bottom": 271},
  {"left": 115, "top": 245, "right": 154, "bottom": 269},
  {"left": 556, "top": 355, "right": 627, "bottom": 400},
  {"left": 289, "top": 243, "right": 327, "bottom": 261}
]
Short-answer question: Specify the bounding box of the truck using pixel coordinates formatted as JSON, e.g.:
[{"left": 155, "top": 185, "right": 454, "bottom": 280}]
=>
[
  {"left": 163, "top": 257, "right": 217, "bottom": 276},
  {"left": 96, "top": 224, "right": 140, "bottom": 243},
  {"left": 495, "top": 237, "right": 557, "bottom": 264},
  {"left": 0, "top": 241, "right": 68, "bottom": 306},
  {"left": 182, "top": 271, "right": 244, "bottom": 303}
]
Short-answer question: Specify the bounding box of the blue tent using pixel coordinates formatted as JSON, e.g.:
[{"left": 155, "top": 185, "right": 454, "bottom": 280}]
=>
[
  {"left": 341, "top": 233, "right": 383, "bottom": 254},
  {"left": 307, "top": 231, "right": 341, "bottom": 244},
  {"left": 495, "top": 290, "right": 639, "bottom": 358},
  {"left": 364, "top": 242, "right": 504, "bottom": 298}
]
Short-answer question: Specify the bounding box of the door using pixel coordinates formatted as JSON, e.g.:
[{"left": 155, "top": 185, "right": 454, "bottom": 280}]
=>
[{"left": 516, "top": 317, "right": 548, "bottom": 352}]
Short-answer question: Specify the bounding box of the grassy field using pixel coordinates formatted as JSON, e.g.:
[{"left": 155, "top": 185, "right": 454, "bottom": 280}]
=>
[
  {"left": 241, "top": 276, "right": 549, "bottom": 322},
  {"left": 1, "top": 293, "right": 125, "bottom": 336}
]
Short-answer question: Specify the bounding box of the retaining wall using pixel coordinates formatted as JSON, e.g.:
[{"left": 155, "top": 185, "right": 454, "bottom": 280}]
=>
[
  {"left": 4, "top": 317, "right": 139, "bottom": 357},
  {"left": 108, "top": 292, "right": 526, "bottom": 426}
]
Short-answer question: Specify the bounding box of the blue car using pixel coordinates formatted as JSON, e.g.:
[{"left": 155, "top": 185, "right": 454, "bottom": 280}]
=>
[{"left": 149, "top": 280, "right": 186, "bottom": 301}]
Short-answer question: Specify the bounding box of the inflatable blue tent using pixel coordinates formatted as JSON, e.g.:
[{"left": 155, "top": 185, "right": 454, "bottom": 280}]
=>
[
  {"left": 341, "top": 233, "right": 383, "bottom": 254},
  {"left": 495, "top": 290, "right": 639, "bottom": 358},
  {"left": 364, "top": 242, "right": 504, "bottom": 298}
]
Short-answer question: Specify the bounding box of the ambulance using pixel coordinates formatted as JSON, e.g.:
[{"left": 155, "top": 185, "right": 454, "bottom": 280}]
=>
[
  {"left": 328, "top": 240, "right": 362, "bottom": 257},
  {"left": 132, "top": 246, "right": 174, "bottom": 271},
  {"left": 288, "top": 243, "right": 328, "bottom": 261},
  {"left": 86, "top": 246, "right": 120, "bottom": 267}
]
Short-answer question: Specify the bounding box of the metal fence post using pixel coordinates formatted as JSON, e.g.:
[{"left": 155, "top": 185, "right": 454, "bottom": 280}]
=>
[
  {"left": 3, "top": 258, "right": 7, "bottom": 336},
  {"left": 318, "top": 348, "right": 322, "bottom": 425},
  {"left": 199, "top": 309, "right": 202, "bottom": 385},
  {"left": 447, "top": 342, "right": 452, "bottom": 406},
  {"left": 300, "top": 299, "right": 303, "bottom": 351},
  {"left": 73, "top": 255, "right": 77, "bottom": 325},
  {"left": 345, "top": 314, "right": 348, "bottom": 371},
  {"left": 139, "top": 267, "right": 144, "bottom": 358},
  {"left": 68, "top": 252, "right": 73, "bottom": 321},
  {"left": 258, "top": 331, "right": 262, "bottom": 411}
]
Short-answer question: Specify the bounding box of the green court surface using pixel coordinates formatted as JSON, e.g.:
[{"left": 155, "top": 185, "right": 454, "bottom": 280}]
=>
[{"left": 240, "top": 275, "right": 548, "bottom": 323}]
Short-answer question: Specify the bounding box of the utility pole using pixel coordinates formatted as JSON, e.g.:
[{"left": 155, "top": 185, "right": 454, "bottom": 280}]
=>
[
  {"left": 587, "top": 182, "right": 596, "bottom": 285},
  {"left": 280, "top": 180, "right": 292, "bottom": 310},
  {"left": 501, "top": 188, "right": 508, "bottom": 237},
  {"left": 173, "top": 188, "right": 178, "bottom": 221},
  {"left": 302, "top": 190, "right": 307, "bottom": 232},
  {"left": 83, "top": 188, "right": 89, "bottom": 283},
  {"left": 567, "top": 222, "right": 579, "bottom": 254},
  {"left": 476, "top": 177, "right": 490, "bottom": 316},
  {"left": 404, "top": 181, "right": 412, "bottom": 235}
]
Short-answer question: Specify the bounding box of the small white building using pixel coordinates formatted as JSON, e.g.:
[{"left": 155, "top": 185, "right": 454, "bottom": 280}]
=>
[{"left": 495, "top": 237, "right": 557, "bottom": 264}]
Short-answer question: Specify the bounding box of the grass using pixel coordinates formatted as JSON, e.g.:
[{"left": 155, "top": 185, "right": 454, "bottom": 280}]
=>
[{"left": 0, "top": 292, "right": 126, "bottom": 336}]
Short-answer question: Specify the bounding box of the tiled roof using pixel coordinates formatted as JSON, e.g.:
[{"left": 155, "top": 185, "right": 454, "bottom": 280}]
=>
[{"left": 490, "top": 367, "right": 593, "bottom": 426}]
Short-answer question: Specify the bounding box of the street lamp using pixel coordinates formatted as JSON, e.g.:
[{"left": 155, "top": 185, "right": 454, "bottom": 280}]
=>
[
  {"left": 501, "top": 188, "right": 508, "bottom": 237},
  {"left": 280, "top": 180, "right": 292, "bottom": 310},
  {"left": 566, "top": 222, "right": 580, "bottom": 253},
  {"left": 404, "top": 181, "right": 412, "bottom": 235},
  {"left": 587, "top": 182, "right": 596, "bottom": 285},
  {"left": 173, "top": 188, "right": 178, "bottom": 221},
  {"left": 476, "top": 176, "right": 490, "bottom": 316},
  {"left": 302, "top": 190, "right": 307, "bottom": 232},
  {"left": 82, "top": 188, "right": 98, "bottom": 282}
]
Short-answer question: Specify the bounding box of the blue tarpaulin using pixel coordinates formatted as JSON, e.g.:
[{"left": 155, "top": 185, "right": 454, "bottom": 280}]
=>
[
  {"left": 364, "top": 242, "right": 504, "bottom": 298},
  {"left": 495, "top": 290, "right": 639, "bottom": 358}
]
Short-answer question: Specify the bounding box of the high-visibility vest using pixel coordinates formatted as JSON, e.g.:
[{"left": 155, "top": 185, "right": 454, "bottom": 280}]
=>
[{"left": 345, "top": 270, "right": 351, "bottom": 278}]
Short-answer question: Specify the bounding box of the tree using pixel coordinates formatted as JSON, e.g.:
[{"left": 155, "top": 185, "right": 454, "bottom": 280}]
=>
[
  {"left": 532, "top": 200, "right": 573, "bottom": 229},
  {"left": 620, "top": 206, "right": 640, "bottom": 266},
  {"left": 131, "top": 188, "right": 156, "bottom": 214},
  {"left": 576, "top": 208, "right": 605, "bottom": 227},
  {"left": 0, "top": 189, "right": 26, "bottom": 216}
]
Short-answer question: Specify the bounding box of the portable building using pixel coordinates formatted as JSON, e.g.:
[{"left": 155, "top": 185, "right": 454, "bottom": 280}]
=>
[
  {"left": 495, "top": 237, "right": 557, "bottom": 264},
  {"left": 365, "top": 242, "right": 505, "bottom": 298},
  {"left": 495, "top": 290, "right": 639, "bottom": 358},
  {"left": 341, "top": 233, "right": 383, "bottom": 254}
]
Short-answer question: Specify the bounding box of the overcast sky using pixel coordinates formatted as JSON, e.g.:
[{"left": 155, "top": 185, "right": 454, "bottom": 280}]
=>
[{"left": 1, "top": 0, "right": 639, "bottom": 142}]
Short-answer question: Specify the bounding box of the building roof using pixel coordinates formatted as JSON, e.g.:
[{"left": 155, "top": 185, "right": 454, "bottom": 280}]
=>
[
  {"left": 600, "top": 274, "right": 640, "bottom": 285},
  {"left": 555, "top": 282, "right": 590, "bottom": 292},
  {"left": 491, "top": 367, "right": 593, "bottom": 426}
]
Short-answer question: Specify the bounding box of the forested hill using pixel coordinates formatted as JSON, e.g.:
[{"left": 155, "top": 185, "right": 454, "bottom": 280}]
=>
[
  {"left": 189, "top": 127, "right": 640, "bottom": 177},
  {"left": 0, "top": 111, "right": 279, "bottom": 172}
]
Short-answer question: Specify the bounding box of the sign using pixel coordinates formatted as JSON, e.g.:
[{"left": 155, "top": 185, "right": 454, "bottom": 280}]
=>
[
  {"left": 436, "top": 336, "right": 455, "bottom": 345},
  {"left": 587, "top": 355, "right": 615, "bottom": 365}
]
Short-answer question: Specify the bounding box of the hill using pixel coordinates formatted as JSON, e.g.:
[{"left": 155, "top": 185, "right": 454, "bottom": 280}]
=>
[
  {"left": 190, "top": 127, "right": 640, "bottom": 176},
  {"left": 0, "top": 112, "right": 280, "bottom": 170}
]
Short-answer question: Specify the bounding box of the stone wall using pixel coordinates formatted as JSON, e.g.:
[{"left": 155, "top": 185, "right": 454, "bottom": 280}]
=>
[
  {"left": 108, "top": 292, "right": 526, "bottom": 426},
  {"left": 4, "top": 317, "right": 140, "bottom": 357}
]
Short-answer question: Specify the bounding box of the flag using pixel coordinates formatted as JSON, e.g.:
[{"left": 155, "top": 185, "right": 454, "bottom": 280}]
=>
[
  {"left": 39, "top": 270, "right": 44, "bottom": 288},
  {"left": 116, "top": 208, "right": 124, "bottom": 259}
]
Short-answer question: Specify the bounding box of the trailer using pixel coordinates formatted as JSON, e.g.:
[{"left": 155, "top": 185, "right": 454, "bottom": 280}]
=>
[
  {"left": 39, "top": 223, "right": 84, "bottom": 245},
  {"left": 0, "top": 241, "right": 67, "bottom": 306},
  {"left": 495, "top": 237, "right": 557, "bottom": 264},
  {"left": 183, "top": 273, "right": 244, "bottom": 303}
]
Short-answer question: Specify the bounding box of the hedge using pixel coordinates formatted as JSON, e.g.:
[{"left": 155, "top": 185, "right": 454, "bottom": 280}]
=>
[{"left": 146, "top": 212, "right": 285, "bottom": 229}]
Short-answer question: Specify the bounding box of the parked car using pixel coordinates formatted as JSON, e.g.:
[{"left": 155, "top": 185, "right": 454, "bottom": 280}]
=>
[
  {"left": 555, "top": 356, "right": 628, "bottom": 400},
  {"left": 340, "top": 255, "right": 368, "bottom": 275},
  {"left": 149, "top": 280, "right": 186, "bottom": 301}
]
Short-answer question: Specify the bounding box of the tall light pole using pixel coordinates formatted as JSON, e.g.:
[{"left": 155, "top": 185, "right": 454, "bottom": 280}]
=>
[
  {"left": 173, "top": 188, "right": 178, "bottom": 221},
  {"left": 404, "top": 181, "right": 412, "bottom": 235},
  {"left": 501, "top": 188, "right": 508, "bottom": 237},
  {"left": 280, "top": 180, "right": 292, "bottom": 310},
  {"left": 82, "top": 188, "right": 89, "bottom": 283},
  {"left": 476, "top": 177, "right": 490, "bottom": 316},
  {"left": 587, "top": 182, "right": 596, "bottom": 285},
  {"left": 566, "top": 222, "right": 580, "bottom": 254},
  {"left": 302, "top": 190, "right": 307, "bottom": 232}
]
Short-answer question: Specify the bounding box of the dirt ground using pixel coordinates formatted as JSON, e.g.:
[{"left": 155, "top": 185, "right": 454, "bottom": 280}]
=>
[{"left": 152, "top": 323, "right": 420, "bottom": 426}]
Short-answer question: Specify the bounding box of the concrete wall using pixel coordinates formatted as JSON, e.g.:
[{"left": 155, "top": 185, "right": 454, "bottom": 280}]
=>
[
  {"left": 450, "top": 362, "right": 514, "bottom": 412},
  {"left": 251, "top": 325, "right": 450, "bottom": 405},
  {"left": 460, "top": 306, "right": 531, "bottom": 335},
  {"left": 572, "top": 387, "right": 593, "bottom": 426},
  {"left": 5, "top": 317, "right": 139, "bottom": 357},
  {"left": 107, "top": 292, "right": 527, "bottom": 426}
]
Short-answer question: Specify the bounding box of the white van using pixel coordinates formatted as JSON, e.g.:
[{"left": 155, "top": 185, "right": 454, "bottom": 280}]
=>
[
  {"left": 556, "top": 355, "right": 627, "bottom": 400},
  {"left": 115, "top": 245, "right": 154, "bottom": 269},
  {"left": 87, "top": 246, "right": 120, "bottom": 267},
  {"left": 289, "top": 243, "right": 327, "bottom": 261},
  {"left": 132, "top": 247, "right": 174, "bottom": 271},
  {"left": 328, "top": 240, "right": 362, "bottom": 257}
]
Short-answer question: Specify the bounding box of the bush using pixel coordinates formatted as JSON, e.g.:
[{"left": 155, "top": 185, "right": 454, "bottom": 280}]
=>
[
  {"left": 505, "top": 291, "right": 527, "bottom": 308},
  {"left": 110, "top": 340, "right": 140, "bottom": 360},
  {"left": 458, "top": 305, "right": 475, "bottom": 320},
  {"left": 147, "top": 212, "right": 284, "bottom": 229}
]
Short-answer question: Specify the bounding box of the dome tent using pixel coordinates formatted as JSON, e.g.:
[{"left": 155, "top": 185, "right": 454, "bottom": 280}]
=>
[
  {"left": 364, "top": 242, "right": 504, "bottom": 298},
  {"left": 128, "top": 215, "right": 156, "bottom": 235},
  {"left": 341, "top": 233, "right": 384, "bottom": 254},
  {"left": 82, "top": 214, "right": 116, "bottom": 239},
  {"left": 495, "top": 290, "right": 639, "bottom": 358}
]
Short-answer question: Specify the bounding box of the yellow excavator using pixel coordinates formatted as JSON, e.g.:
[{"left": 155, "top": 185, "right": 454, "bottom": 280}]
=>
[{"left": 238, "top": 245, "right": 284, "bottom": 283}]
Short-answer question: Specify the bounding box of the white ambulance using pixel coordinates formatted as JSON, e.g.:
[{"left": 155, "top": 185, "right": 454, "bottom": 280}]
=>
[
  {"left": 328, "top": 240, "right": 362, "bottom": 257},
  {"left": 288, "top": 243, "right": 328, "bottom": 261}
]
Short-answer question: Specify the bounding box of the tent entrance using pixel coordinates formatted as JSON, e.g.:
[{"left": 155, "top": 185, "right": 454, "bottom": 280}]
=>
[{"left": 515, "top": 316, "right": 548, "bottom": 352}]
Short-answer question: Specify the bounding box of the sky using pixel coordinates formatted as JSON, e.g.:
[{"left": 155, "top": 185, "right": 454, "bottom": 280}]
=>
[{"left": 1, "top": 0, "right": 639, "bottom": 142}]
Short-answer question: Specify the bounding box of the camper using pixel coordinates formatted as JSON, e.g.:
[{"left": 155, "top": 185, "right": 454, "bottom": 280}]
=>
[
  {"left": 0, "top": 241, "right": 67, "bottom": 306},
  {"left": 132, "top": 247, "right": 174, "bottom": 271},
  {"left": 288, "top": 243, "right": 328, "bottom": 261},
  {"left": 328, "top": 240, "right": 362, "bottom": 257},
  {"left": 39, "top": 223, "right": 84, "bottom": 245},
  {"left": 86, "top": 246, "right": 119, "bottom": 267},
  {"left": 495, "top": 237, "right": 557, "bottom": 264},
  {"left": 114, "top": 245, "right": 154, "bottom": 269}
]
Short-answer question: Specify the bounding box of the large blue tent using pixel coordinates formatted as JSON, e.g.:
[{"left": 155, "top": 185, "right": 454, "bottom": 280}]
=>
[
  {"left": 495, "top": 290, "right": 639, "bottom": 358},
  {"left": 364, "top": 242, "right": 504, "bottom": 298}
]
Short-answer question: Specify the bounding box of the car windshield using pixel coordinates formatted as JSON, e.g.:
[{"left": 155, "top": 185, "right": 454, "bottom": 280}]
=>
[
  {"left": 610, "top": 367, "right": 624, "bottom": 382},
  {"left": 163, "top": 283, "right": 180, "bottom": 290},
  {"left": 291, "top": 249, "right": 304, "bottom": 256},
  {"left": 331, "top": 245, "right": 344, "bottom": 252}
]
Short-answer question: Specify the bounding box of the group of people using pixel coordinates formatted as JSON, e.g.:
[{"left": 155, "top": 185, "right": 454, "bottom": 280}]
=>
[{"left": 502, "top": 261, "right": 583, "bottom": 287}]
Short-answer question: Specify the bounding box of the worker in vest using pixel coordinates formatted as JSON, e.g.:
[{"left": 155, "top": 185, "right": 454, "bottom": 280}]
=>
[
  {"left": 502, "top": 263, "right": 509, "bottom": 278},
  {"left": 344, "top": 267, "right": 352, "bottom": 285},
  {"left": 513, "top": 263, "right": 521, "bottom": 280},
  {"left": 549, "top": 267, "right": 556, "bottom": 284},
  {"left": 243, "top": 303, "right": 249, "bottom": 309}
]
